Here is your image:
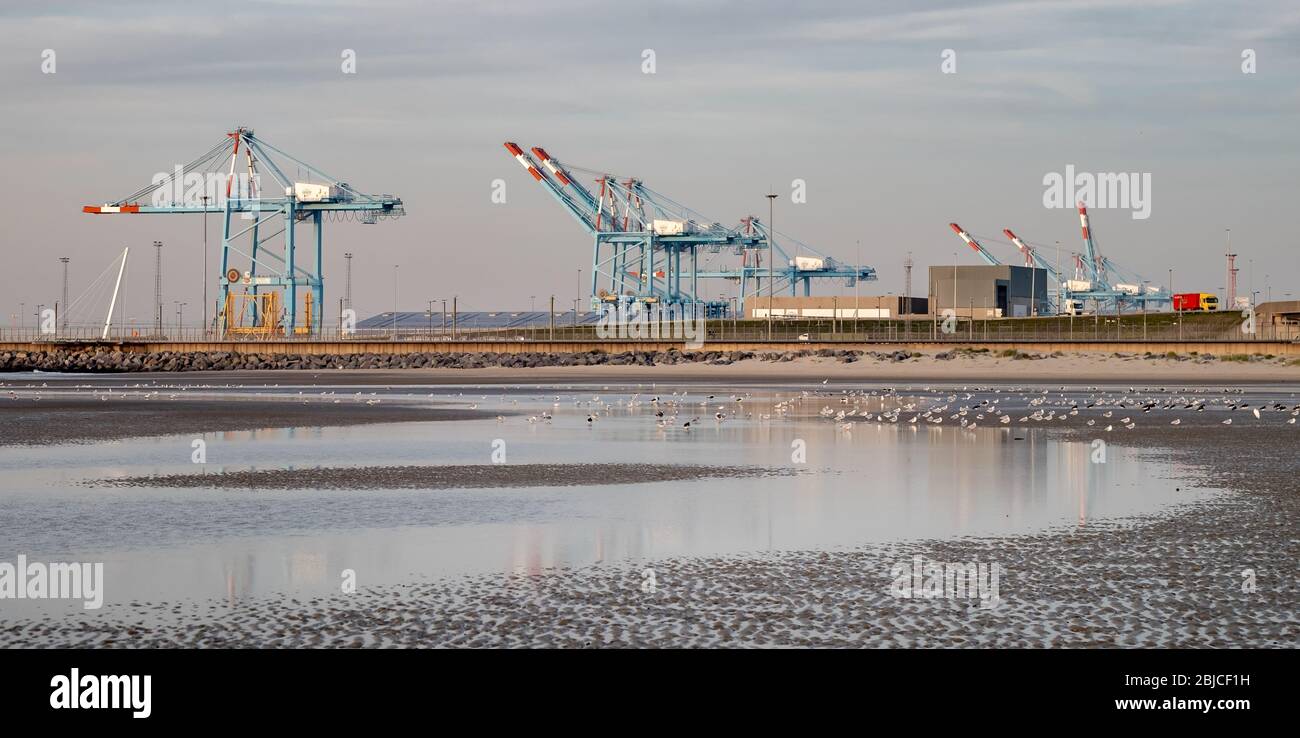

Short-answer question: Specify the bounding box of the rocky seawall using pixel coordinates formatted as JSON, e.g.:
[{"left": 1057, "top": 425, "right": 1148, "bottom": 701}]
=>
[{"left": 0, "top": 347, "right": 920, "bottom": 372}]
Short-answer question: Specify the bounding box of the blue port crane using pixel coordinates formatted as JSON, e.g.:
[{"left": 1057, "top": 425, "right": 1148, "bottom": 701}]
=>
[
  {"left": 83, "top": 127, "right": 404, "bottom": 335},
  {"left": 1067, "top": 203, "right": 1170, "bottom": 310},
  {"left": 951, "top": 207, "right": 1171, "bottom": 314},
  {"left": 504, "top": 142, "right": 876, "bottom": 316}
]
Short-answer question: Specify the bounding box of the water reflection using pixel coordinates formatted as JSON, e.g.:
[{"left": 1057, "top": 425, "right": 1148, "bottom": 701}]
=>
[{"left": 0, "top": 386, "right": 1216, "bottom": 614}]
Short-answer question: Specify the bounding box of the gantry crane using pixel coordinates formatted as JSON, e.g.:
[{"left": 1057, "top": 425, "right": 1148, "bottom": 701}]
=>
[
  {"left": 949, "top": 207, "right": 1171, "bottom": 314},
  {"left": 505, "top": 142, "right": 876, "bottom": 315},
  {"left": 84, "top": 127, "right": 404, "bottom": 335}
]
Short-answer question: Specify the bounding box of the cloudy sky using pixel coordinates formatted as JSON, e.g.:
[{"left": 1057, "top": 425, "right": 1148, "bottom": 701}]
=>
[{"left": 2, "top": 0, "right": 1297, "bottom": 325}]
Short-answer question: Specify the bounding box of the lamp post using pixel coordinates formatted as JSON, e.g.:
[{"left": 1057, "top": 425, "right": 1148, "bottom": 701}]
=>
[
  {"left": 392, "top": 264, "right": 399, "bottom": 339},
  {"left": 1170, "top": 268, "right": 1182, "bottom": 341},
  {"left": 59, "top": 256, "right": 70, "bottom": 332},
  {"left": 1141, "top": 281, "right": 1148, "bottom": 341},
  {"left": 766, "top": 191, "right": 777, "bottom": 340},
  {"left": 426, "top": 299, "right": 436, "bottom": 335},
  {"left": 201, "top": 194, "right": 210, "bottom": 336}
]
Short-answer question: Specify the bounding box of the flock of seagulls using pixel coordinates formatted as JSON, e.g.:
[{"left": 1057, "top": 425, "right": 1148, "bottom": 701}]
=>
[{"left": 4, "top": 380, "right": 1298, "bottom": 434}]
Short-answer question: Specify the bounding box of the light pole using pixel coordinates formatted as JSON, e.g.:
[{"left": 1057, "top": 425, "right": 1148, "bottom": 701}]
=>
[
  {"left": 175, "top": 301, "right": 187, "bottom": 332},
  {"left": 1170, "top": 267, "right": 1181, "bottom": 340},
  {"left": 1141, "top": 281, "right": 1148, "bottom": 341},
  {"left": 59, "top": 256, "right": 70, "bottom": 332},
  {"left": 855, "top": 239, "right": 860, "bottom": 335},
  {"left": 344, "top": 252, "right": 353, "bottom": 310},
  {"left": 201, "top": 194, "right": 210, "bottom": 336},
  {"left": 1030, "top": 263, "right": 1038, "bottom": 318},
  {"left": 441, "top": 299, "right": 447, "bottom": 335},
  {"left": 530, "top": 295, "right": 536, "bottom": 312},
  {"left": 766, "top": 192, "right": 777, "bottom": 340},
  {"left": 392, "top": 264, "right": 399, "bottom": 339},
  {"left": 426, "top": 299, "right": 436, "bottom": 334},
  {"left": 1224, "top": 229, "right": 1231, "bottom": 306},
  {"left": 152, "top": 242, "right": 162, "bottom": 336},
  {"left": 953, "top": 252, "right": 958, "bottom": 329}
]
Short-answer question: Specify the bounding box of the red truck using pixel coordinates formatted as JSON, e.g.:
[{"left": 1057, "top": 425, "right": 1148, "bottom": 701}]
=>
[{"left": 1172, "top": 293, "right": 1219, "bottom": 311}]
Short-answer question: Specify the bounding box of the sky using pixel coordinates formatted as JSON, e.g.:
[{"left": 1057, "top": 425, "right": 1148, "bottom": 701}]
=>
[{"left": 2, "top": 0, "right": 1298, "bottom": 326}]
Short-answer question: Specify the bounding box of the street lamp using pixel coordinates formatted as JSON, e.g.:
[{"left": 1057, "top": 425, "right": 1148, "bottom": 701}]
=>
[
  {"left": 765, "top": 191, "right": 777, "bottom": 340},
  {"left": 201, "top": 194, "right": 211, "bottom": 336},
  {"left": 392, "top": 264, "right": 399, "bottom": 339}
]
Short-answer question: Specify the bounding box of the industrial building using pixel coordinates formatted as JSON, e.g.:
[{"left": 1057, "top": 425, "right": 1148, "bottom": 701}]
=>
[
  {"left": 928, "top": 265, "right": 1049, "bottom": 318},
  {"left": 746, "top": 295, "right": 928, "bottom": 319}
]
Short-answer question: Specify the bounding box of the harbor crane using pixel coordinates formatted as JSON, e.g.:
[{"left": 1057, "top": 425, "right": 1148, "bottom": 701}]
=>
[
  {"left": 84, "top": 127, "right": 404, "bottom": 336},
  {"left": 504, "top": 142, "right": 876, "bottom": 316},
  {"left": 950, "top": 205, "right": 1170, "bottom": 314}
]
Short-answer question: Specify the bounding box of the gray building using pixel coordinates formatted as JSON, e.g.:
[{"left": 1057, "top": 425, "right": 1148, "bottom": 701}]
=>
[{"left": 928, "top": 265, "right": 1049, "bottom": 318}]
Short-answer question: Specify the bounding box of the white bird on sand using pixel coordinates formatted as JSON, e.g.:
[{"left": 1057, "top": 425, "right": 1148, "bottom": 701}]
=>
[
  {"left": 1170, "top": 419, "right": 1181, "bottom": 425},
  {"left": 1222, "top": 418, "right": 1232, "bottom": 425},
  {"left": 1252, "top": 408, "right": 1261, "bottom": 419}
]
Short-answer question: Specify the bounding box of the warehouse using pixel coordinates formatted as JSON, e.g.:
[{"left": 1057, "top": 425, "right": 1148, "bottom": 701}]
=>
[{"left": 928, "top": 265, "right": 1049, "bottom": 318}]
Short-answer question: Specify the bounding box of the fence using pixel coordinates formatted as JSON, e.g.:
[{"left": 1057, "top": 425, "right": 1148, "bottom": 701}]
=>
[{"left": 2, "top": 312, "right": 1296, "bottom": 345}]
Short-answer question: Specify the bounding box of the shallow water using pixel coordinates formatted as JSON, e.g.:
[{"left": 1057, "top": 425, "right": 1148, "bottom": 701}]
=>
[{"left": 0, "top": 381, "right": 1229, "bottom": 618}]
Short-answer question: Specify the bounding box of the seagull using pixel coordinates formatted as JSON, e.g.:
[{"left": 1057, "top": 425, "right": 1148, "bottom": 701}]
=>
[
  {"left": 1222, "top": 418, "right": 1233, "bottom": 425},
  {"left": 1170, "top": 419, "right": 1181, "bottom": 425}
]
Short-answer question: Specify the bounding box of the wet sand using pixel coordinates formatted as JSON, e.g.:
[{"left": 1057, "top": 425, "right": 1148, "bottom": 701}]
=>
[
  {"left": 2, "top": 375, "right": 1295, "bottom": 648},
  {"left": 89, "top": 463, "right": 798, "bottom": 490},
  {"left": 4, "top": 424, "right": 1296, "bottom": 648},
  {"left": 0, "top": 397, "right": 495, "bottom": 447}
]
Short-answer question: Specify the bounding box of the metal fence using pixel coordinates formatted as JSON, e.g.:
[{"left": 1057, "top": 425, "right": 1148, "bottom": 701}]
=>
[{"left": 2, "top": 315, "right": 1296, "bottom": 345}]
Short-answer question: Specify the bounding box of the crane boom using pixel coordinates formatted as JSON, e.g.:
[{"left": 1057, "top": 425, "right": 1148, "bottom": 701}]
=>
[
  {"left": 504, "top": 140, "right": 877, "bottom": 312},
  {"left": 1077, "top": 202, "right": 1106, "bottom": 286},
  {"left": 948, "top": 223, "right": 1001, "bottom": 266}
]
